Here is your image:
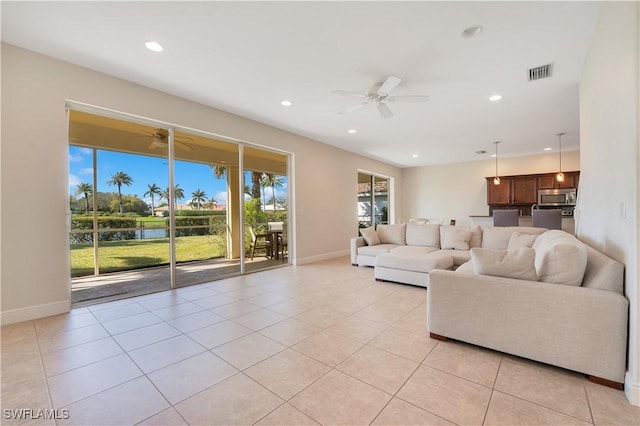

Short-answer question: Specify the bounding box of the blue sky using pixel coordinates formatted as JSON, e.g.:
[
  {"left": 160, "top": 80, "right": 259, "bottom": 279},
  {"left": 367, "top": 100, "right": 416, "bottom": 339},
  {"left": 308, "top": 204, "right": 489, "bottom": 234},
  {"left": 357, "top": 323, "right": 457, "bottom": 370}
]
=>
[{"left": 69, "top": 146, "right": 287, "bottom": 207}]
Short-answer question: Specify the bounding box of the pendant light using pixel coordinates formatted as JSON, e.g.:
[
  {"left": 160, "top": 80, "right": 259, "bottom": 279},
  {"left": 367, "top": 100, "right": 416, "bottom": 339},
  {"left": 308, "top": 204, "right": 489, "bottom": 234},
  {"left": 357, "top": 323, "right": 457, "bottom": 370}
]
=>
[
  {"left": 493, "top": 141, "right": 501, "bottom": 185},
  {"left": 556, "top": 132, "right": 565, "bottom": 182}
]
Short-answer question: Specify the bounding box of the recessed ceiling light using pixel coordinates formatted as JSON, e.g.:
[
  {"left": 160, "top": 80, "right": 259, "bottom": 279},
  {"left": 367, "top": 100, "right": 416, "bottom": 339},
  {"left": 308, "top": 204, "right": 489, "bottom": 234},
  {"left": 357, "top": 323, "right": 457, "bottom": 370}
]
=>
[
  {"left": 280, "top": 100, "right": 293, "bottom": 106},
  {"left": 412, "top": 154, "right": 419, "bottom": 158},
  {"left": 489, "top": 94, "right": 502, "bottom": 102},
  {"left": 544, "top": 147, "right": 552, "bottom": 151},
  {"left": 491, "top": 154, "right": 497, "bottom": 158},
  {"left": 145, "top": 41, "right": 164, "bottom": 52},
  {"left": 348, "top": 129, "right": 357, "bottom": 134},
  {"left": 461, "top": 25, "right": 483, "bottom": 38}
]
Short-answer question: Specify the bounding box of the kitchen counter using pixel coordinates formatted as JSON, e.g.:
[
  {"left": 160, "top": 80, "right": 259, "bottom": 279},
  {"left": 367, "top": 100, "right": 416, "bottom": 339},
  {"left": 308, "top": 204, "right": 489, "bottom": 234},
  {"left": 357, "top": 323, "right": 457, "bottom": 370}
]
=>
[{"left": 469, "top": 215, "right": 575, "bottom": 235}]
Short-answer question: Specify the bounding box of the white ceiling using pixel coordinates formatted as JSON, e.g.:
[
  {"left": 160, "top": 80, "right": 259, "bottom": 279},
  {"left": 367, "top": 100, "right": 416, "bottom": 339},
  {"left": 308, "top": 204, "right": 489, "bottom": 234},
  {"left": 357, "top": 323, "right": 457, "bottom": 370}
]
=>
[{"left": 1, "top": 1, "right": 601, "bottom": 167}]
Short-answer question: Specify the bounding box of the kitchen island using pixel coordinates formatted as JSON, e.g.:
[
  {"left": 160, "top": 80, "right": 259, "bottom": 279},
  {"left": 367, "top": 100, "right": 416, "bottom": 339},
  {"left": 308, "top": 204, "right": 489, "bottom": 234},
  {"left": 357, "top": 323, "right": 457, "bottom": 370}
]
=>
[{"left": 469, "top": 215, "right": 575, "bottom": 235}]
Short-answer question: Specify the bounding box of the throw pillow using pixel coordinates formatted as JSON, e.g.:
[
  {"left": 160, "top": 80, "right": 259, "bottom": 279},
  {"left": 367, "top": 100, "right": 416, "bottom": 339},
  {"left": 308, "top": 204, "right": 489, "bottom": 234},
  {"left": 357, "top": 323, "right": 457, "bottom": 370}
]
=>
[
  {"left": 471, "top": 247, "right": 538, "bottom": 281},
  {"left": 533, "top": 230, "right": 587, "bottom": 286},
  {"left": 377, "top": 224, "right": 407, "bottom": 245},
  {"left": 440, "top": 227, "right": 473, "bottom": 250},
  {"left": 507, "top": 231, "right": 539, "bottom": 249},
  {"left": 360, "top": 226, "right": 380, "bottom": 246},
  {"left": 405, "top": 224, "right": 440, "bottom": 247}
]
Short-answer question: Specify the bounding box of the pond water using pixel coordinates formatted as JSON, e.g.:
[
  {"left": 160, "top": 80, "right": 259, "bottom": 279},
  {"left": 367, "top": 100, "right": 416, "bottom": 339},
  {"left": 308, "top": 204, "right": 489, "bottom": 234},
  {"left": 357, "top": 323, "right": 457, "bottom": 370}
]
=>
[{"left": 136, "top": 228, "right": 167, "bottom": 239}]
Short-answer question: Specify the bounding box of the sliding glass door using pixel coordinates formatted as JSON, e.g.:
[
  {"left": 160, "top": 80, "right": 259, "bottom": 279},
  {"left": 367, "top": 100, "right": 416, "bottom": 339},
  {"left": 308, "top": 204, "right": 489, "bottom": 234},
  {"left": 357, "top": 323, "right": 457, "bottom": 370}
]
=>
[
  {"left": 357, "top": 171, "right": 390, "bottom": 232},
  {"left": 68, "top": 111, "right": 171, "bottom": 303},
  {"left": 243, "top": 146, "right": 289, "bottom": 271},
  {"left": 68, "top": 107, "right": 290, "bottom": 305}
]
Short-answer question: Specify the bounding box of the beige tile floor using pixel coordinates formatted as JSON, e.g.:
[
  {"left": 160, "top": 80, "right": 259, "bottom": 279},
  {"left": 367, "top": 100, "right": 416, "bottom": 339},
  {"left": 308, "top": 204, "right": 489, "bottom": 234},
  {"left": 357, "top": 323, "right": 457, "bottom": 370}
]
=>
[{"left": 2, "top": 257, "right": 638, "bottom": 426}]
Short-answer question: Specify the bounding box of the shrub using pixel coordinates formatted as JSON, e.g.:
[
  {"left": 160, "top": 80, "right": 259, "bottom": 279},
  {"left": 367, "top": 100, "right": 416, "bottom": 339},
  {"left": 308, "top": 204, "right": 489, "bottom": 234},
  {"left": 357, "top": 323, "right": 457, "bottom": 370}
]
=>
[
  {"left": 70, "top": 216, "right": 137, "bottom": 243},
  {"left": 166, "top": 216, "right": 212, "bottom": 237}
]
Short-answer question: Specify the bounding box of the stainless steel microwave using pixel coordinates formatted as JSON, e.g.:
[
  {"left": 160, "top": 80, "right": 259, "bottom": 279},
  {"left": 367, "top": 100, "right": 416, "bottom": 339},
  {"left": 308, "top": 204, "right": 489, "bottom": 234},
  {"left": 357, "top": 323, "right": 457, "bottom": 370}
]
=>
[{"left": 538, "top": 188, "right": 577, "bottom": 206}]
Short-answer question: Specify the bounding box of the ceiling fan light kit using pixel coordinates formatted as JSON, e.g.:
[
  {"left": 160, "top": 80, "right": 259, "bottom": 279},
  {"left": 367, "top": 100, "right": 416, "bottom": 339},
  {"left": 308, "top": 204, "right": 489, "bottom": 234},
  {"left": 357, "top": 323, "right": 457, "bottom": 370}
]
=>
[{"left": 335, "top": 76, "right": 429, "bottom": 120}]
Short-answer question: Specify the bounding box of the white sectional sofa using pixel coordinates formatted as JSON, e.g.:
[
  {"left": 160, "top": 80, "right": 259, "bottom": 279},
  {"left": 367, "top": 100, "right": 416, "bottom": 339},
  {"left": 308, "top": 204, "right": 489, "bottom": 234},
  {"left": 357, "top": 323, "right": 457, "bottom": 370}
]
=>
[{"left": 350, "top": 223, "right": 629, "bottom": 386}]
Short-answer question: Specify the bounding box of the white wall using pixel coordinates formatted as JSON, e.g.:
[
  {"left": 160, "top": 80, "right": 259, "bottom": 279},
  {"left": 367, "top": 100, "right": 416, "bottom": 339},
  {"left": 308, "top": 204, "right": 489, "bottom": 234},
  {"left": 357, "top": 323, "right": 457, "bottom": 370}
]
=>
[
  {"left": 578, "top": 2, "right": 639, "bottom": 405},
  {"left": 402, "top": 151, "right": 580, "bottom": 225},
  {"left": 0, "top": 44, "right": 403, "bottom": 323}
]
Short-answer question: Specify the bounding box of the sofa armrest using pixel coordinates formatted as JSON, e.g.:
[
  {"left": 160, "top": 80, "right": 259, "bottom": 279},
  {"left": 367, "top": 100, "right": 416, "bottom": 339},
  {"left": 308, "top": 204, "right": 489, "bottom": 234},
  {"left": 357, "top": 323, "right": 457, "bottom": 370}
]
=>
[
  {"left": 350, "top": 237, "right": 366, "bottom": 265},
  {"left": 427, "top": 270, "right": 629, "bottom": 383}
]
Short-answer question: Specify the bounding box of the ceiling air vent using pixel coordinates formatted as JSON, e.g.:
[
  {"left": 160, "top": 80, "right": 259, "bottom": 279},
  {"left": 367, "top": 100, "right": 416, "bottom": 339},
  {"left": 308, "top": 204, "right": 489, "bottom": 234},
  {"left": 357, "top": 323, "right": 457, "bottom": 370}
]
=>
[{"left": 528, "top": 63, "right": 552, "bottom": 81}]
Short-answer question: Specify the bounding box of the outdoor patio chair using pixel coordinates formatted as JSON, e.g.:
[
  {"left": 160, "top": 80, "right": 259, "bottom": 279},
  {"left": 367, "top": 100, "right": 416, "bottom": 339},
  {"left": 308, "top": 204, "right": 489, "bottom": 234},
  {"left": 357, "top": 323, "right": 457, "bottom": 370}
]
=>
[
  {"left": 278, "top": 223, "right": 288, "bottom": 262},
  {"left": 267, "top": 221, "right": 284, "bottom": 231},
  {"left": 249, "top": 226, "right": 272, "bottom": 260}
]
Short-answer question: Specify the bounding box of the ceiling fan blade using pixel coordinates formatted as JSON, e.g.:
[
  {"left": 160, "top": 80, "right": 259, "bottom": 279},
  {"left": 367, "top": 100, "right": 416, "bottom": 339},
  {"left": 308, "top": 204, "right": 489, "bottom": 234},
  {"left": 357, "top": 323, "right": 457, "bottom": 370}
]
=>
[
  {"left": 377, "top": 76, "right": 402, "bottom": 96},
  {"left": 338, "top": 102, "right": 368, "bottom": 115},
  {"left": 176, "top": 141, "right": 193, "bottom": 151},
  {"left": 333, "top": 89, "right": 367, "bottom": 98},
  {"left": 387, "top": 95, "right": 430, "bottom": 103},
  {"left": 377, "top": 103, "right": 394, "bottom": 119}
]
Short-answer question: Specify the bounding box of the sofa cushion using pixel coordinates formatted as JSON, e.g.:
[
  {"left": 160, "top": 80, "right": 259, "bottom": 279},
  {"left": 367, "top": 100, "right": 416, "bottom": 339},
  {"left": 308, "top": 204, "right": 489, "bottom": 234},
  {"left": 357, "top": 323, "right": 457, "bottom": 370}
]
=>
[
  {"left": 405, "top": 224, "right": 440, "bottom": 248},
  {"left": 507, "top": 231, "right": 539, "bottom": 249},
  {"left": 469, "top": 225, "right": 483, "bottom": 248},
  {"left": 376, "top": 251, "right": 453, "bottom": 273},
  {"left": 388, "top": 245, "right": 440, "bottom": 256},
  {"left": 482, "top": 226, "right": 545, "bottom": 250},
  {"left": 532, "top": 230, "right": 587, "bottom": 286},
  {"left": 360, "top": 226, "right": 380, "bottom": 246},
  {"left": 377, "top": 224, "right": 407, "bottom": 245},
  {"left": 471, "top": 247, "right": 538, "bottom": 281},
  {"left": 436, "top": 249, "right": 472, "bottom": 266},
  {"left": 357, "top": 244, "right": 399, "bottom": 257},
  {"left": 440, "top": 227, "right": 472, "bottom": 250},
  {"left": 455, "top": 260, "right": 475, "bottom": 273},
  {"left": 582, "top": 245, "right": 624, "bottom": 293}
]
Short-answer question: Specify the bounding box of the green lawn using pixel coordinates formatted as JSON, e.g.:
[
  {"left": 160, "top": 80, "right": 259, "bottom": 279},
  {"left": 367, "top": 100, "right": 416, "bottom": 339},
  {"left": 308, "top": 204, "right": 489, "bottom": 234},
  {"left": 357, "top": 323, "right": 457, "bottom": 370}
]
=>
[{"left": 71, "top": 235, "right": 227, "bottom": 277}]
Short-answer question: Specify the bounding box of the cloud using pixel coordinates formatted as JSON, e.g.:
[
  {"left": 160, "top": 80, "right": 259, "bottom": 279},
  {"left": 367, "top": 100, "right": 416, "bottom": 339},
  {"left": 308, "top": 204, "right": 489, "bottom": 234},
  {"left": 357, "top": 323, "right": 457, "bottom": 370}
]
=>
[
  {"left": 69, "top": 174, "right": 81, "bottom": 190},
  {"left": 79, "top": 147, "right": 92, "bottom": 154},
  {"left": 79, "top": 167, "right": 93, "bottom": 175},
  {"left": 69, "top": 153, "right": 84, "bottom": 163},
  {"left": 213, "top": 191, "right": 228, "bottom": 205}
]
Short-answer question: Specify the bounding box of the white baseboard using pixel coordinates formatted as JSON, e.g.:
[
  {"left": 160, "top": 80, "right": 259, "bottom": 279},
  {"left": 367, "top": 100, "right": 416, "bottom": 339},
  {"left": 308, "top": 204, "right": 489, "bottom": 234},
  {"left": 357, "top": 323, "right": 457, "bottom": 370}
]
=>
[
  {"left": 293, "top": 249, "right": 350, "bottom": 265},
  {"left": 1, "top": 300, "right": 70, "bottom": 325},
  {"left": 625, "top": 372, "right": 640, "bottom": 406}
]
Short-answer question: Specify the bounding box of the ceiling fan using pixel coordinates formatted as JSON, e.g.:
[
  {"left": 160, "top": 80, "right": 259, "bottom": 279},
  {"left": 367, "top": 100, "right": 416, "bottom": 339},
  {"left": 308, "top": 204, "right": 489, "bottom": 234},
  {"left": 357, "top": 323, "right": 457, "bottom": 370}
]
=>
[
  {"left": 146, "top": 130, "right": 193, "bottom": 151},
  {"left": 334, "top": 76, "right": 429, "bottom": 119}
]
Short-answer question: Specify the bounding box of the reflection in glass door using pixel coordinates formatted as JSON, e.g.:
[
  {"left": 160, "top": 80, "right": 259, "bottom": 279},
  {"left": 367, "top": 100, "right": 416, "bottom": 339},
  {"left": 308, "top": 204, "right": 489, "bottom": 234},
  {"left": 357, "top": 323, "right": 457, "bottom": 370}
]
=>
[{"left": 357, "top": 171, "right": 390, "bottom": 232}]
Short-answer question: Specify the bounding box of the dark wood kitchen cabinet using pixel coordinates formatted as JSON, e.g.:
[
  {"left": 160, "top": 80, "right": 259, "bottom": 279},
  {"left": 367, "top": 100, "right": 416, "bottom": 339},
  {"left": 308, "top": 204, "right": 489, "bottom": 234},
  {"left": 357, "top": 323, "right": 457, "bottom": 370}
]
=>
[
  {"left": 486, "top": 176, "right": 538, "bottom": 205},
  {"left": 512, "top": 177, "right": 537, "bottom": 204},
  {"left": 538, "top": 171, "right": 580, "bottom": 189},
  {"left": 486, "top": 171, "right": 580, "bottom": 210},
  {"left": 486, "top": 177, "right": 512, "bottom": 204}
]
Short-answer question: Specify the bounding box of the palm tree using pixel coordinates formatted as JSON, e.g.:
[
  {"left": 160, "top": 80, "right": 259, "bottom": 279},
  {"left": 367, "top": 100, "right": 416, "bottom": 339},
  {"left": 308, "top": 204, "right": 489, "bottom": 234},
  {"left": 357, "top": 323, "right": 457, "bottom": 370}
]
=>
[
  {"left": 266, "top": 174, "right": 285, "bottom": 211},
  {"left": 174, "top": 184, "right": 185, "bottom": 208},
  {"left": 143, "top": 183, "right": 161, "bottom": 216},
  {"left": 162, "top": 185, "right": 185, "bottom": 210},
  {"left": 75, "top": 182, "right": 93, "bottom": 214},
  {"left": 260, "top": 173, "right": 271, "bottom": 208},
  {"left": 191, "top": 189, "right": 207, "bottom": 210},
  {"left": 106, "top": 171, "right": 133, "bottom": 214},
  {"left": 204, "top": 197, "right": 218, "bottom": 210},
  {"left": 211, "top": 164, "right": 262, "bottom": 204}
]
